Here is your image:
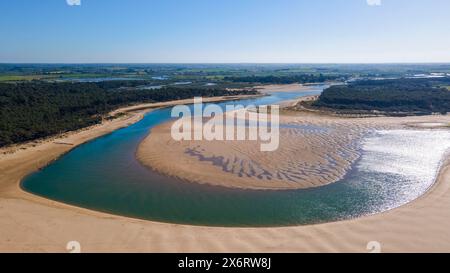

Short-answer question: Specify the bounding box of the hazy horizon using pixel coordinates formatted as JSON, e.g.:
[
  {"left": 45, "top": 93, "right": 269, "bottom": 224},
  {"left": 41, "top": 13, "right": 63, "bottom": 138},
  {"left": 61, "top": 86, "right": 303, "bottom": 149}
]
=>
[
  {"left": 2, "top": 62, "right": 450, "bottom": 65},
  {"left": 1, "top": 0, "right": 450, "bottom": 63}
]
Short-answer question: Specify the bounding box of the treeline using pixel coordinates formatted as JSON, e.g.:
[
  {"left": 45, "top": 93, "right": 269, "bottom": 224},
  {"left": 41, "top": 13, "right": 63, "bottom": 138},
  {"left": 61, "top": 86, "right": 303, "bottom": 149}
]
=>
[
  {"left": 224, "top": 74, "right": 339, "bottom": 84},
  {"left": 312, "top": 78, "right": 450, "bottom": 114},
  {"left": 0, "top": 81, "right": 256, "bottom": 147}
]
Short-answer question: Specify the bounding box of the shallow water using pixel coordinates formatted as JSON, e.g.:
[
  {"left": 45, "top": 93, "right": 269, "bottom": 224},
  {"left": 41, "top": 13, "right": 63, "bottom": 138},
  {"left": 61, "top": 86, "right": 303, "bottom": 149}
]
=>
[{"left": 21, "top": 86, "right": 450, "bottom": 227}]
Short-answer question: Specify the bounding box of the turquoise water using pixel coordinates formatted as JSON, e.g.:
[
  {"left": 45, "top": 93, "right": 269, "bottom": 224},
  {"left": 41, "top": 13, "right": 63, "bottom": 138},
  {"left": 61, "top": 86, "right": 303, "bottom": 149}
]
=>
[{"left": 21, "top": 86, "right": 450, "bottom": 227}]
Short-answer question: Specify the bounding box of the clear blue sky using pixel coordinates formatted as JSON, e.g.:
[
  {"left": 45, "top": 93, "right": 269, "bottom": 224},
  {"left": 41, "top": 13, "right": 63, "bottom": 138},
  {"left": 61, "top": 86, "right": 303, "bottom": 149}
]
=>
[{"left": 1, "top": 0, "right": 449, "bottom": 63}]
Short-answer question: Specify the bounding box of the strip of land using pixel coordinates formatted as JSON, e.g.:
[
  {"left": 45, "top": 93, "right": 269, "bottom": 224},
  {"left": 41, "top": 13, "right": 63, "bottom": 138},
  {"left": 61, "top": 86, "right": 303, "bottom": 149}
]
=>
[
  {"left": 255, "top": 83, "right": 317, "bottom": 93},
  {"left": 1, "top": 90, "right": 450, "bottom": 252}
]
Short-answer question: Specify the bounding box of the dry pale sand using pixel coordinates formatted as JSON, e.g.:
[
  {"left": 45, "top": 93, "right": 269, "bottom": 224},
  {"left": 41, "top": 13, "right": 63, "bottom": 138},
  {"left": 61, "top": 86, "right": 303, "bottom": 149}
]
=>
[
  {"left": 137, "top": 107, "right": 450, "bottom": 190},
  {"left": 137, "top": 116, "right": 366, "bottom": 190},
  {"left": 2, "top": 92, "right": 450, "bottom": 252},
  {"left": 255, "top": 84, "right": 320, "bottom": 93}
]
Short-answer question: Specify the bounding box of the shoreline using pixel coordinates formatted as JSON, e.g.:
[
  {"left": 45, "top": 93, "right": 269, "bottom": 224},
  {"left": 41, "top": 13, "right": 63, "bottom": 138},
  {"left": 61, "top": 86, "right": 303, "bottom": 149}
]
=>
[
  {"left": 254, "top": 83, "right": 333, "bottom": 94},
  {"left": 254, "top": 83, "right": 318, "bottom": 93},
  {"left": 137, "top": 105, "right": 450, "bottom": 191},
  {"left": 1, "top": 89, "right": 450, "bottom": 252},
  {"left": 2, "top": 157, "right": 450, "bottom": 252},
  {"left": 0, "top": 94, "right": 261, "bottom": 203},
  {"left": 136, "top": 116, "right": 363, "bottom": 190}
]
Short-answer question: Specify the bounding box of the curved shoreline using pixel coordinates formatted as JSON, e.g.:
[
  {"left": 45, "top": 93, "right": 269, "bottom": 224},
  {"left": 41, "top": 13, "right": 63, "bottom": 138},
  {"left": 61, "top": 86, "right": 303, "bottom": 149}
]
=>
[
  {"left": 1, "top": 95, "right": 450, "bottom": 252},
  {"left": 136, "top": 109, "right": 450, "bottom": 191}
]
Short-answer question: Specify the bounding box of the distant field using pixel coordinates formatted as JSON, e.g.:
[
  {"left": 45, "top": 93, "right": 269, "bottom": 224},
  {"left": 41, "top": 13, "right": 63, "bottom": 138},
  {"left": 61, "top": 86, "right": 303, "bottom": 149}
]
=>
[
  {"left": 0, "top": 75, "right": 55, "bottom": 82},
  {"left": 0, "top": 73, "right": 132, "bottom": 82},
  {"left": 59, "top": 73, "right": 111, "bottom": 79}
]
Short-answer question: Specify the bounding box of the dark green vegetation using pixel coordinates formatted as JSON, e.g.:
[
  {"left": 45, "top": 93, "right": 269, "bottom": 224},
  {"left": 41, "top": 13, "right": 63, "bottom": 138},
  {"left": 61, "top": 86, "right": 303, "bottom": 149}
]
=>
[
  {"left": 0, "top": 80, "right": 256, "bottom": 147},
  {"left": 2, "top": 64, "right": 450, "bottom": 145},
  {"left": 312, "top": 78, "right": 450, "bottom": 115}
]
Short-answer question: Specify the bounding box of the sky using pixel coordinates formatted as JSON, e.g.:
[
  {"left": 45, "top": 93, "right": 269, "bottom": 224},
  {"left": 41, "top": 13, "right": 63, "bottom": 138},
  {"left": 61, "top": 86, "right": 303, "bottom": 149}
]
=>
[{"left": 0, "top": 0, "right": 449, "bottom": 63}]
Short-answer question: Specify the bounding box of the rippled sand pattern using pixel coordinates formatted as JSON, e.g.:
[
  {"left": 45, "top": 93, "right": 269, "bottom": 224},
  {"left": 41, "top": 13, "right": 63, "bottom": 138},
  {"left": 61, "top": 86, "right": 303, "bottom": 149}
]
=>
[{"left": 138, "top": 112, "right": 393, "bottom": 190}]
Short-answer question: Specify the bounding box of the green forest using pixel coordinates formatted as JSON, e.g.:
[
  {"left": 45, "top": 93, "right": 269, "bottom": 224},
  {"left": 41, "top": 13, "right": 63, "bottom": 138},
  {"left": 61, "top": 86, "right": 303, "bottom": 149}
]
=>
[
  {"left": 0, "top": 80, "right": 256, "bottom": 147},
  {"left": 313, "top": 78, "right": 450, "bottom": 114}
]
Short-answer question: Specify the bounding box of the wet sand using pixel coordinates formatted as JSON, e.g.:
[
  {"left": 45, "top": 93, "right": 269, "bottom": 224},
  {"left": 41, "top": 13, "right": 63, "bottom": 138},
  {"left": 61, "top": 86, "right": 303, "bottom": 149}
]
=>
[
  {"left": 1, "top": 91, "right": 450, "bottom": 252},
  {"left": 137, "top": 108, "right": 450, "bottom": 190},
  {"left": 137, "top": 115, "right": 365, "bottom": 190},
  {"left": 1, "top": 139, "right": 450, "bottom": 253}
]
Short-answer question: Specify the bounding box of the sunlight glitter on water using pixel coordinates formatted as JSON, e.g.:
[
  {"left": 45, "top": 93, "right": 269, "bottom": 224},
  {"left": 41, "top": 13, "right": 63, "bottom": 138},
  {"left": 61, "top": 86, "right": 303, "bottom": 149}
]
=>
[{"left": 358, "top": 129, "right": 450, "bottom": 199}]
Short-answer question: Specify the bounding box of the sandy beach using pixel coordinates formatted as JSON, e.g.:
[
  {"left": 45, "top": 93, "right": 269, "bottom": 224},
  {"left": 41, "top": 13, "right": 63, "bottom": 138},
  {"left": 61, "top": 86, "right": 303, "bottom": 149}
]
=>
[
  {"left": 255, "top": 83, "right": 324, "bottom": 93},
  {"left": 2, "top": 92, "right": 450, "bottom": 252},
  {"left": 137, "top": 106, "right": 450, "bottom": 190},
  {"left": 137, "top": 114, "right": 367, "bottom": 190}
]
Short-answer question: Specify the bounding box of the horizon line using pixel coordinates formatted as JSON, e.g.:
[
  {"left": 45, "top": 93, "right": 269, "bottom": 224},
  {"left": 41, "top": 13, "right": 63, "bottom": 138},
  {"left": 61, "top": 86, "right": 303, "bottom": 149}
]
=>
[{"left": 2, "top": 62, "right": 450, "bottom": 65}]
